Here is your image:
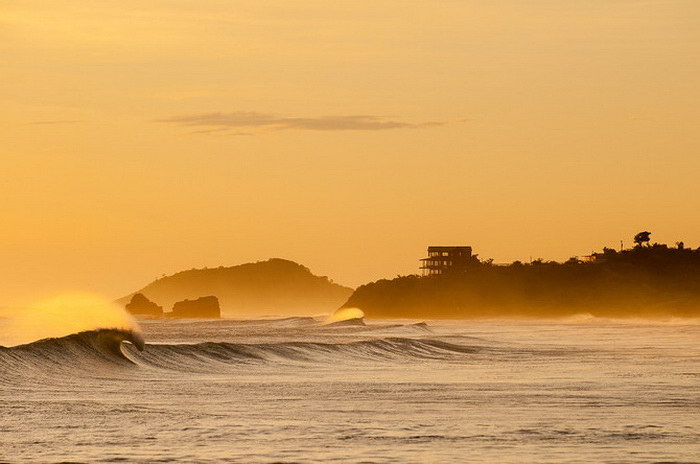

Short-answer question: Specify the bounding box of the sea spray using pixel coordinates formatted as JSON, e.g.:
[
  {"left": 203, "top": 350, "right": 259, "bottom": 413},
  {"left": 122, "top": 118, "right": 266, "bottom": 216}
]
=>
[
  {"left": 324, "top": 307, "right": 365, "bottom": 324},
  {"left": 0, "top": 292, "right": 142, "bottom": 347}
]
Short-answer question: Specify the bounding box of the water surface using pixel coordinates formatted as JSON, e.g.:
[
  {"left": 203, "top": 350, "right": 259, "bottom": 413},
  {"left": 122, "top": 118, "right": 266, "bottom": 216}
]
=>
[{"left": 1, "top": 318, "right": 698, "bottom": 463}]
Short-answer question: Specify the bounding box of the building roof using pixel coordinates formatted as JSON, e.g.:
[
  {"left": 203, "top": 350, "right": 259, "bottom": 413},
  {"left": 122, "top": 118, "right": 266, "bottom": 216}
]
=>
[{"left": 427, "top": 246, "right": 472, "bottom": 251}]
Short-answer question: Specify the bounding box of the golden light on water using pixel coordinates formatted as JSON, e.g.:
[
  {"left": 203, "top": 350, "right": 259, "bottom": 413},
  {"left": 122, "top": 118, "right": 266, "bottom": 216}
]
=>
[
  {"left": 0, "top": 293, "right": 141, "bottom": 347},
  {"left": 325, "top": 307, "right": 365, "bottom": 324}
]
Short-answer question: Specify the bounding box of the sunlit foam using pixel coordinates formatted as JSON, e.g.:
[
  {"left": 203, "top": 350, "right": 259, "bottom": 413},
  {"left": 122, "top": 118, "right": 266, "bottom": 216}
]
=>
[
  {"left": 324, "top": 307, "right": 365, "bottom": 324},
  {"left": 0, "top": 292, "right": 142, "bottom": 347}
]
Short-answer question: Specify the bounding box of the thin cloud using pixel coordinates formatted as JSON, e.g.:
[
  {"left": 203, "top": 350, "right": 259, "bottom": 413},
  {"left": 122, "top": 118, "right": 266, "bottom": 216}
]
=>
[
  {"left": 156, "top": 111, "right": 445, "bottom": 132},
  {"left": 27, "top": 120, "right": 83, "bottom": 125},
  {"left": 188, "top": 128, "right": 254, "bottom": 136}
]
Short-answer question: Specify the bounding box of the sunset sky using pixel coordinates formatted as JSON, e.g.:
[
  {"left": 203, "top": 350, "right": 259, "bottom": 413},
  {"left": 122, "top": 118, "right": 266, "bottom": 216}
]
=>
[{"left": 1, "top": 0, "right": 699, "bottom": 302}]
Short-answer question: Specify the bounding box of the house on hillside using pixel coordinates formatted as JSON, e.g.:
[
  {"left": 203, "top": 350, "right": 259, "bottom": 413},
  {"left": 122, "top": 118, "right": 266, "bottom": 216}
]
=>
[{"left": 420, "top": 246, "right": 473, "bottom": 275}]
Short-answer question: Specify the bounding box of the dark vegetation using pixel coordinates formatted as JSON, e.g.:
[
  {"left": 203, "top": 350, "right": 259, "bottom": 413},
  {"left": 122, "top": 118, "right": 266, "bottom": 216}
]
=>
[{"left": 343, "top": 234, "right": 700, "bottom": 319}]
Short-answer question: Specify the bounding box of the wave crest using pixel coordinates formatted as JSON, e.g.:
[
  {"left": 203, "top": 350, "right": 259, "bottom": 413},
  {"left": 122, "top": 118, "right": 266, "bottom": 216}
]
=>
[
  {"left": 121, "top": 337, "right": 480, "bottom": 371},
  {"left": 0, "top": 329, "right": 143, "bottom": 379},
  {"left": 1, "top": 321, "right": 482, "bottom": 376}
]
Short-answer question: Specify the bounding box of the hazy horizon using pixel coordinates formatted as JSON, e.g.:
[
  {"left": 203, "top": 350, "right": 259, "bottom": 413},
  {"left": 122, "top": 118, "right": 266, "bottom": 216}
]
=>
[
  {"left": 2, "top": 0, "right": 699, "bottom": 303},
  {"left": 3, "top": 3, "right": 700, "bottom": 463}
]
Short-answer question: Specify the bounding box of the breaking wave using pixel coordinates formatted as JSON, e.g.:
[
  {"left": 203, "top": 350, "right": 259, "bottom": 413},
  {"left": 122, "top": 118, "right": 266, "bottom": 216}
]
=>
[
  {"left": 0, "top": 329, "right": 481, "bottom": 376},
  {"left": 0, "top": 329, "right": 143, "bottom": 380},
  {"left": 125, "top": 337, "right": 480, "bottom": 371}
]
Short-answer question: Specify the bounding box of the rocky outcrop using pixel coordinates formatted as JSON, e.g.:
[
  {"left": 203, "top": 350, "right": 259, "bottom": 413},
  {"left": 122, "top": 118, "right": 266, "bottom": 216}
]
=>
[
  {"left": 170, "top": 296, "right": 221, "bottom": 319},
  {"left": 125, "top": 293, "right": 163, "bottom": 316}
]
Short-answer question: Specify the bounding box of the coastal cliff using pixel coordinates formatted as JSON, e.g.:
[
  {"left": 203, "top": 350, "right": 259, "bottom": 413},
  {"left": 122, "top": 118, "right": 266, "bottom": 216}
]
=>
[{"left": 341, "top": 244, "right": 700, "bottom": 319}]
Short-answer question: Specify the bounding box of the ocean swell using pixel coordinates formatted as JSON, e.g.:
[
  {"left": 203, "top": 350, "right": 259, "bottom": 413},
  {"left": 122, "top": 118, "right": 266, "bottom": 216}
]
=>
[
  {"left": 0, "top": 329, "right": 142, "bottom": 380},
  {"left": 123, "top": 337, "right": 481, "bottom": 371},
  {"left": 1, "top": 329, "right": 481, "bottom": 376}
]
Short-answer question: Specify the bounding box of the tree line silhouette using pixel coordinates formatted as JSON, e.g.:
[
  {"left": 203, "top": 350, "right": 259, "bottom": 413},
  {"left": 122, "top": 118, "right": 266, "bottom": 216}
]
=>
[{"left": 343, "top": 232, "right": 700, "bottom": 319}]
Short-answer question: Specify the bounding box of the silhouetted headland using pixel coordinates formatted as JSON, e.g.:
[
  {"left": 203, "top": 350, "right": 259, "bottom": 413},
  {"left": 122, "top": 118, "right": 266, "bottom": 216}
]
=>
[
  {"left": 341, "top": 236, "right": 700, "bottom": 319},
  {"left": 120, "top": 258, "right": 353, "bottom": 317}
]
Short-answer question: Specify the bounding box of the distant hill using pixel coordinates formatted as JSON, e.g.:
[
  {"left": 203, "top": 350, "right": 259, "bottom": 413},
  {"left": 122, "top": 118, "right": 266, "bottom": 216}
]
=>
[
  {"left": 341, "top": 243, "right": 700, "bottom": 319},
  {"left": 119, "top": 259, "right": 353, "bottom": 317}
]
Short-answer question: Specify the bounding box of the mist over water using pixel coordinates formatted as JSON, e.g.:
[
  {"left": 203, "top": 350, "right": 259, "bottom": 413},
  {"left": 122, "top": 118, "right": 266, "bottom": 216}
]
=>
[
  {"left": 0, "top": 293, "right": 141, "bottom": 347},
  {"left": 1, "top": 314, "right": 699, "bottom": 463},
  {"left": 324, "top": 306, "right": 365, "bottom": 324}
]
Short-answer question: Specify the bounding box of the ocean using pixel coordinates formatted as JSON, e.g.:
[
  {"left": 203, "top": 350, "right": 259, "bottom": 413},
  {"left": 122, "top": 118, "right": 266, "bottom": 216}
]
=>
[{"left": 1, "top": 317, "right": 699, "bottom": 463}]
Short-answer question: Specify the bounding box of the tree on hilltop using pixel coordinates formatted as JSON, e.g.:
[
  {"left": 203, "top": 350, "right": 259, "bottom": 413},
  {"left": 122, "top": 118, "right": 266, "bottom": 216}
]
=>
[{"left": 634, "top": 231, "right": 652, "bottom": 248}]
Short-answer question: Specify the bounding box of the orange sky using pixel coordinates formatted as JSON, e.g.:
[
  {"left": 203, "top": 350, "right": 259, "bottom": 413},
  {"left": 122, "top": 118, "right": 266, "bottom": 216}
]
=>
[{"left": 1, "top": 1, "right": 699, "bottom": 302}]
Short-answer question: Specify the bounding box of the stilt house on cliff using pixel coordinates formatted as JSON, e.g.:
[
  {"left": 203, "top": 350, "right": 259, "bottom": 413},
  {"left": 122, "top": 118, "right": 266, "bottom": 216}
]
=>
[{"left": 420, "top": 246, "right": 473, "bottom": 275}]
